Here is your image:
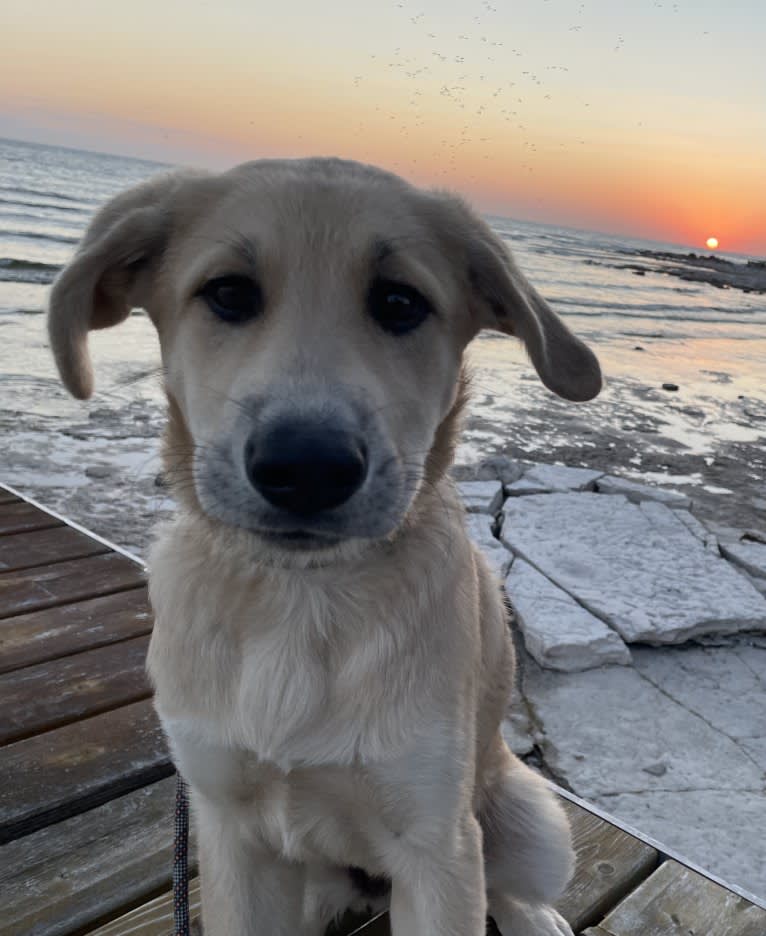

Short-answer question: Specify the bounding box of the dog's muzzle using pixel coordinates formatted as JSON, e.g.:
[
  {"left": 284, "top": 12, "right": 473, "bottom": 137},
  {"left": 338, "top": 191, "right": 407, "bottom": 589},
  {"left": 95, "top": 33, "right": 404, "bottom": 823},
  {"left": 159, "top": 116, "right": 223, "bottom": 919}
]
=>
[{"left": 244, "top": 420, "right": 368, "bottom": 516}]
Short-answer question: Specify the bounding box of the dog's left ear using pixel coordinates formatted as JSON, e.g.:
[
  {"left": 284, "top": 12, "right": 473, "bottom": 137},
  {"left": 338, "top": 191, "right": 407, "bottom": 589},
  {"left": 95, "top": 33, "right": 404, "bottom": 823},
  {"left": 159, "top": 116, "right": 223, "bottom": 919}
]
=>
[
  {"left": 423, "top": 193, "right": 602, "bottom": 402},
  {"left": 48, "top": 169, "right": 205, "bottom": 400}
]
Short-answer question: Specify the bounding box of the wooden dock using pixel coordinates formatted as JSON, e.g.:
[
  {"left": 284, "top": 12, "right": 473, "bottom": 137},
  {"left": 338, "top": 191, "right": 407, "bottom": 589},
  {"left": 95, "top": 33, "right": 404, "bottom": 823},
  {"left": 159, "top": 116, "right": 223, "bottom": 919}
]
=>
[{"left": 1, "top": 483, "right": 764, "bottom": 935}]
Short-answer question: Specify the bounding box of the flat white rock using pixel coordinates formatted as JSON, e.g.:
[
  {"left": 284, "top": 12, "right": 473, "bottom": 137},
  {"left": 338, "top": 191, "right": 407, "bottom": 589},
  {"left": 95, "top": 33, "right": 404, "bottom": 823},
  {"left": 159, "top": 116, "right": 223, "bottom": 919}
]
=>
[
  {"left": 596, "top": 474, "right": 690, "bottom": 509},
  {"left": 505, "top": 559, "right": 630, "bottom": 671},
  {"left": 720, "top": 540, "right": 766, "bottom": 581},
  {"left": 523, "top": 664, "right": 764, "bottom": 799},
  {"left": 501, "top": 493, "right": 766, "bottom": 643},
  {"left": 673, "top": 509, "right": 719, "bottom": 553},
  {"left": 523, "top": 655, "right": 766, "bottom": 898},
  {"left": 464, "top": 513, "right": 513, "bottom": 578},
  {"left": 457, "top": 480, "right": 504, "bottom": 515},
  {"left": 523, "top": 464, "right": 604, "bottom": 492},
  {"left": 505, "top": 477, "right": 552, "bottom": 496}
]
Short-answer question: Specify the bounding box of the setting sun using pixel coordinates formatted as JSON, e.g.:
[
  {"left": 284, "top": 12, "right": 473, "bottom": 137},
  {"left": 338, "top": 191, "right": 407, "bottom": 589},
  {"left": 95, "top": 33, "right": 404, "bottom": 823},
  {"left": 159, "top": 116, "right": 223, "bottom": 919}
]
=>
[{"left": 706, "top": 236, "right": 719, "bottom": 250}]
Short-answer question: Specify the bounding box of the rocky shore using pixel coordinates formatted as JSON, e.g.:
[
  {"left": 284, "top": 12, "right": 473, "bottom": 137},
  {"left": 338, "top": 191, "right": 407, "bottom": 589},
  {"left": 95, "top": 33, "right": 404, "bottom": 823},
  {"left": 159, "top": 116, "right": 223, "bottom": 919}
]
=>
[
  {"left": 457, "top": 457, "right": 766, "bottom": 901},
  {"left": 588, "top": 249, "right": 766, "bottom": 294}
]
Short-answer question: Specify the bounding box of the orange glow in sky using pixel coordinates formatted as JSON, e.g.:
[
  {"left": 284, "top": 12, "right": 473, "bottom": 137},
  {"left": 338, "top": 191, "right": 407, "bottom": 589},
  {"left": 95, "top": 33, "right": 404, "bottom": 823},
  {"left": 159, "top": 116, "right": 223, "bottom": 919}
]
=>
[{"left": 2, "top": 0, "right": 764, "bottom": 255}]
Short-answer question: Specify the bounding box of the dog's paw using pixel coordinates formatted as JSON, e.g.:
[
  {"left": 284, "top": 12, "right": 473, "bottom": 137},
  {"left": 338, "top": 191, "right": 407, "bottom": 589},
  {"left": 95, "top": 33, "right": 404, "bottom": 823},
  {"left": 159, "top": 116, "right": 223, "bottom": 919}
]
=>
[{"left": 490, "top": 897, "right": 573, "bottom": 936}]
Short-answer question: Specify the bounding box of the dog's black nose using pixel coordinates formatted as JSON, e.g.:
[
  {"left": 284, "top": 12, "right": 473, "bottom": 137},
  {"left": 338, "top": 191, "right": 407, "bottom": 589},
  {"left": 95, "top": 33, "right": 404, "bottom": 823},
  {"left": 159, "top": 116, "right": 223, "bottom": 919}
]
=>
[{"left": 245, "top": 423, "right": 367, "bottom": 514}]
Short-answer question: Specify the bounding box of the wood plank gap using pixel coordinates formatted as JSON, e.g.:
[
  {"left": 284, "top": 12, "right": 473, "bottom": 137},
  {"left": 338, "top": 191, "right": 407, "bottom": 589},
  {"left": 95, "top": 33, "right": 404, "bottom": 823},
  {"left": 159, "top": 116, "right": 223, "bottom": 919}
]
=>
[
  {"left": 0, "top": 524, "right": 112, "bottom": 572},
  {"left": 2, "top": 759, "right": 174, "bottom": 845},
  {"left": 0, "top": 552, "right": 146, "bottom": 621},
  {"left": 0, "top": 698, "right": 172, "bottom": 843},
  {"left": 2, "top": 619, "right": 152, "bottom": 678},
  {"left": 0, "top": 586, "right": 151, "bottom": 675},
  {"left": 0, "top": 634, "right": 152, "bottom": 745},
  {"left": 1, "top": 689, "right": 154, "bottom": 747}
]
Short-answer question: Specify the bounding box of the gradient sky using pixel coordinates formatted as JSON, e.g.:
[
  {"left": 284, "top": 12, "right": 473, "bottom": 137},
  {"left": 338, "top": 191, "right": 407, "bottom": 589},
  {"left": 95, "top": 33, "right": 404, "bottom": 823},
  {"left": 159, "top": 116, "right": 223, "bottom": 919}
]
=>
[{"left": 2, "top": 0, "right": 765, "bottom": 254}]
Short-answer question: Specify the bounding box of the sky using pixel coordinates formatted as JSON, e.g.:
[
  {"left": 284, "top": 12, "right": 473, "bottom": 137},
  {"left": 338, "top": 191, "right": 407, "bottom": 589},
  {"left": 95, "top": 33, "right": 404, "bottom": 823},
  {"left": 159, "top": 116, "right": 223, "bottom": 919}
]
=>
[{"left": 2, "top": 0, "right": 765, "bottom": 254}]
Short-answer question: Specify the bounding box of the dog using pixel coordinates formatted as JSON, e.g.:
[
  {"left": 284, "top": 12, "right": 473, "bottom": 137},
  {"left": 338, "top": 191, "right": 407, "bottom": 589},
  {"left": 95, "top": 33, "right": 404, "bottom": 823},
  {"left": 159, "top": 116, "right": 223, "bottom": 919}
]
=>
[{"left": 48, "top": 157, "right": 601, "bottom": 936}]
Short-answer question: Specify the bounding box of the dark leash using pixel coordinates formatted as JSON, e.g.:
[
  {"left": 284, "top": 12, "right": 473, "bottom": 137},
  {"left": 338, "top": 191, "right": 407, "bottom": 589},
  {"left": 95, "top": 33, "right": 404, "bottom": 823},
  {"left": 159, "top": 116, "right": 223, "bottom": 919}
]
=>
[{"left": 173, "top": 773, "right": 191, "bottom": 936}]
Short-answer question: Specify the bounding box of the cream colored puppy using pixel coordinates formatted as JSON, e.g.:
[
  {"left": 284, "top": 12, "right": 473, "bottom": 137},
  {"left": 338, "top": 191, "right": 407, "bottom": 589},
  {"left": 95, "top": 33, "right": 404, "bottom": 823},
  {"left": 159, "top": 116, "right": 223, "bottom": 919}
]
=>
[{"left": 48, "top": 158, "right": 601, "bottom": 936}]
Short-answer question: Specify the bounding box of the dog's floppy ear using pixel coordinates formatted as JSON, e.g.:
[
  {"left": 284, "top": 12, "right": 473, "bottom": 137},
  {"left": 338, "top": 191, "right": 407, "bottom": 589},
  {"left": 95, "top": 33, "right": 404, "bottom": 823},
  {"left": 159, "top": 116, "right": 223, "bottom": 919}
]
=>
[
  {"left": 424, "top": 194, "right": 602, "bottom": 402},
  {"left": 48, "top": 170, "right": 193, "bottom": 399}
]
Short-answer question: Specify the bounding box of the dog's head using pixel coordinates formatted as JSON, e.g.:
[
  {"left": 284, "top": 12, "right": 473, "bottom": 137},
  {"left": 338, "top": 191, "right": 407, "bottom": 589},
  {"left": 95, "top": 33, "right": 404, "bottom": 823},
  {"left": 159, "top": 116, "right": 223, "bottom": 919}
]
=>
[{"left": 49, "top": 158, "right": 600, "bottom": 561}]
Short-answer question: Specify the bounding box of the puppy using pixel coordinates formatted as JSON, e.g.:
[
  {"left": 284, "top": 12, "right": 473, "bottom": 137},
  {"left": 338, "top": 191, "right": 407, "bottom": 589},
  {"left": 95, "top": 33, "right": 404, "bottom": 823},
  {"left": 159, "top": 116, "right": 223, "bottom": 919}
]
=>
[{"left": 48, "top": 157, "right": 601, "bottom": 936}]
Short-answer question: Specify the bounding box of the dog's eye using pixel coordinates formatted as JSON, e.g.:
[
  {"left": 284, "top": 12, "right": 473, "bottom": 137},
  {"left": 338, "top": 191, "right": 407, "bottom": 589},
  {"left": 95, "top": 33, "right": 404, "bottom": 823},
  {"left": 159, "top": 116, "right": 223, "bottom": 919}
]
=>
[
  {"left": 368, "top": 279, "right": 432, "bottom": 335},
  {"left": 199, "top": 275, "right": 262, "bottom": 324}
]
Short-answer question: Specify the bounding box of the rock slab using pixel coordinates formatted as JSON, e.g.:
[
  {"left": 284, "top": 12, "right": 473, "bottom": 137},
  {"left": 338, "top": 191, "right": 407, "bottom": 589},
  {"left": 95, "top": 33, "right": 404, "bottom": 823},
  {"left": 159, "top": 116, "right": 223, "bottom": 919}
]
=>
[
  {"left": 522, "top": 464, "right": 604, "bottom": 492},
  {"left": 465, "top": 513, "right": 512, "bottom": 578},
  {"left": 720, "top": 540, "right": 766, "bottom": 581},
  {"left": 457, "top": 480, "right": 504, "bottom": 515},
  {"left": 505, "top": 559, "right": 630, "bottom": 671},
  {"left": 596, "top": 474, "right": 690, "bottom": 509},
  {"left": 501, "top": 493, "right": 766, "bottom": 643}
]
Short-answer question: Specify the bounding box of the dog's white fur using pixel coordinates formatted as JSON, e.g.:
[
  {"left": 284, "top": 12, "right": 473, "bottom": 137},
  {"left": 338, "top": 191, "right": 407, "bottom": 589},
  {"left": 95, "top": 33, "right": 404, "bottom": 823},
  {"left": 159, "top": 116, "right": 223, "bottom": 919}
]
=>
[{"left": 48, "top": 157, "right": 601, "bottom": 936}]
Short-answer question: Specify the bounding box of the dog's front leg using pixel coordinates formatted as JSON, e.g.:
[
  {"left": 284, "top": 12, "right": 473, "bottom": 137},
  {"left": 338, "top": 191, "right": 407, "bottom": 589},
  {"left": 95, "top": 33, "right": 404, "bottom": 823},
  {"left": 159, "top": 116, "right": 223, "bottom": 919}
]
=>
[
  {"left": 388, "top": 811, "right": 486, "bottom": 936},
  {"left": 196, "top": 796, "right": 317, "bottom": 936}
]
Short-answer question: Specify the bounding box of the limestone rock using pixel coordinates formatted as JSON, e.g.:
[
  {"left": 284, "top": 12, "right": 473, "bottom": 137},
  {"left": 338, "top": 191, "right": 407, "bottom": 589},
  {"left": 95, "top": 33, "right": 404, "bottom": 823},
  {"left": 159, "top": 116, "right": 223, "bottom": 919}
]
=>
[
  {"left": 523, "top": 464, "right": 604, "bottom": 492},
  {"left": 501, "top": 493, "right": 766, "bottom": 643},
  {"left": 505, "top": 559, "right": 630, "bottom": 671},
  {"left": 632, "top": 643, "right": 766, "bottom": 747},
  {"left": 505, "top": 477, "right": 552, "bottom": 496},
  {"left": 523, "top": 654, "right": 766, "bottom": 898},
  {"left": 464, "top": 513, "right": 512, "bottom": 578},
  {"left": 673, "top": 509, "right": 719, "bottom": 554},
  {"left": 523, "top": 664, "right": 764, "bottom": 798},
  {"left": 595, "top": 474, "right": 690, "bottom": 509},
  {"left": 457, "top": 480, "right": 504, "bottom": 515},
  {"left": 720, "top": 540, "right": 766, "bottom": 581},
  {"left": 476, "top": 454, "right": 525, "bottom": 485}
]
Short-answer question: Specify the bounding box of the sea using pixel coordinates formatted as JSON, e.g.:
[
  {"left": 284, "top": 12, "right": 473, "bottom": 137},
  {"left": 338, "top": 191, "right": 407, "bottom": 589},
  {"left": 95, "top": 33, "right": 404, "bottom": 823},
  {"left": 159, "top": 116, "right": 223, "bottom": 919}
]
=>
[{"left": 1, "top": 135, "right": 764, "bottom": 541}]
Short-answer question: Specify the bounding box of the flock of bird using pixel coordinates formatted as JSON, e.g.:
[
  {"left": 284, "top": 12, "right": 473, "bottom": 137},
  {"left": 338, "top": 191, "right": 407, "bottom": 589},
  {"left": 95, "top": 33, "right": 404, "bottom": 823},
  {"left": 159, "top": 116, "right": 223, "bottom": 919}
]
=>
[
  {"left": 340, "top": 0, "right": 697, "bottom": 186},
  {"left": 347, "top": 0, "right": 601, "bottom": 182}
]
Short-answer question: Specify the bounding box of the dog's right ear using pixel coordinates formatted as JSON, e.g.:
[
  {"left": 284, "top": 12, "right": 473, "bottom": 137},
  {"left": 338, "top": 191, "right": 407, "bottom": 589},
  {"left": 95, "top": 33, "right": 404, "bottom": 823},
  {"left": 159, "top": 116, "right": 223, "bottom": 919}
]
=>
[{"left": 48, "top": 170, "right": 195, "bottom": 399}]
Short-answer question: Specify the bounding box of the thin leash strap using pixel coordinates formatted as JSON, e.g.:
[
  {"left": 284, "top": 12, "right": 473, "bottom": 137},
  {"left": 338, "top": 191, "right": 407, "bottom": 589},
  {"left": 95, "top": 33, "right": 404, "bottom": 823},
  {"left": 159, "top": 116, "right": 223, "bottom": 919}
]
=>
[{"left": 173, "top": 772, "right": 191, "bottom": 936}]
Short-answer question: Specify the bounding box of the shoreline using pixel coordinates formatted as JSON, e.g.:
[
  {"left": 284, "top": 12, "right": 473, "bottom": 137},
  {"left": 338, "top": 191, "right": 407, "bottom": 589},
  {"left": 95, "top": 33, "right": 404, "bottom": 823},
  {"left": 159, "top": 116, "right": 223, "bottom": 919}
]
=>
[{"left": 592, "top": 248, "right": 766, "bottom": 294}]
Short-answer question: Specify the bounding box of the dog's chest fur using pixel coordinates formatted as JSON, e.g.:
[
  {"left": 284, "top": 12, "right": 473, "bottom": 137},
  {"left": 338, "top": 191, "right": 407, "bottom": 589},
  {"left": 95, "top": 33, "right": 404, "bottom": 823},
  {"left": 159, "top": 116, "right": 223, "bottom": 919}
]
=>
[
  {"left": 146, "top": 516, "right": 477, "bottom": 866},
  {"left": 147, "top": 515, "right": 476, "bottom": 820}
]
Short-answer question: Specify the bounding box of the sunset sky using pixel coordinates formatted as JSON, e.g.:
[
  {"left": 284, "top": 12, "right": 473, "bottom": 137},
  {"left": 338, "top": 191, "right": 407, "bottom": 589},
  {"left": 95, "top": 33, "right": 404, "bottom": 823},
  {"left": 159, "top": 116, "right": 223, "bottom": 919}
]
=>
[{"left": 2, "top": 0, "right": 764, "bottom": 254}]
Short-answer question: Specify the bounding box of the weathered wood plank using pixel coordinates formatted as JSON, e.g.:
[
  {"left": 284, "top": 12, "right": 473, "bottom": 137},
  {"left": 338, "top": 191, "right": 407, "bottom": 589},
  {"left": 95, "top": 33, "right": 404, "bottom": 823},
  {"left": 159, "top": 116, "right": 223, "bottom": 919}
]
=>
[
  {"left": 0, "top": 501, "right": 63, "bottom": 536},
  {"left": 0, "top": 698, "right": 171, "bottom": 844},
  {"left": 0, "top": 586, "right": 151, "bottom": 674},
  {"left": 0, "top": 777, "right": 189, "bottom": 936},
  {"left": 556, "top": 798, "right": 658, "bottom": 931},
  {"left": 85, "top": 883, "right": 379, "bottom": 936},
  {"left": 0, "top": 635, "right": 151, "bottom": 744},
  {"left": 84, "top": 881, "right": 201, "bottom": 936},
  {"left": 596, "top": 859, "right": 766, "bottom": 935},
  {"left": 0, "top": 552, "right": 145, "bottom": 619},
  {"left": 0, "top": 524, "right": 109, "bottom": 572},
  {"left": 0, "top": 492, "right": 21, "bottom": 505}
]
